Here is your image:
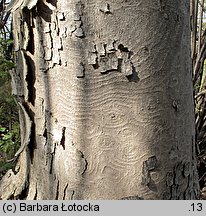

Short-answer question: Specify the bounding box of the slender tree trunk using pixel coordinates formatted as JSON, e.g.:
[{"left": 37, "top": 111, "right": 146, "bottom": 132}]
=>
[
  {"left": 191, "top": 0, "right": 198, "bottom": 67},
  {"left": 197, "top": 0, "right": 204, "bottom": 54},
  {"left": 0, "top": 0, "right": 200, "bottom": 199}
]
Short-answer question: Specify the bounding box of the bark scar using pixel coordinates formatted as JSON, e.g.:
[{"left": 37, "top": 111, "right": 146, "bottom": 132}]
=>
[
  {"left": 141, "top": 156, "right": 157, "bottom": 186},
  {"left": 89, "top": 41, "right": 138, "bottom": 81}
]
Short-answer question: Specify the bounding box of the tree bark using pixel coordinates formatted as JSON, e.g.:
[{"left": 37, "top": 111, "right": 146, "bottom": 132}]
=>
[{"left": 0, "top": 0, "right": 200, "bottom": 200}]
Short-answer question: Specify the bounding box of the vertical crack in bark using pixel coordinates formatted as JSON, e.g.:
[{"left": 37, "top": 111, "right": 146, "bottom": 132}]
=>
[
  {"left": 26, "top": 20, "right": 35, "bottom": 54},
  {"left": 23, "top": 103, "right": 36, "bottom": 163},
  {"left": 78, "top": 150, "right": 88, "bottom": 175},
  {"left": 71, "top": 190, "right": 75, "bottom": 200},
  {"left": 82, "top": 156, "right": 88, "bottom": 175},
  {"left": 55, "top": 180, "right": 59, "bottom": 200},
  {"left": 24, "top": 53, "right": 36, "bottom": 106},
  {"left": 21, "top": 9, "right": 36, "bottom": 105},
  {"left": 63, "top": 184, "right": 68, "bottom": 200},
  {"left": 49, "top": 146, "right": 56, "bottom": 174},
  {"left": 33, "top": 183, "right": 38, "bottom": 200},
  {"left": 43, "top": 128, "right": 48, "bottom": 141},
  {"left": 172, "top": 100, "right": 179, "bottom": 112},
  {"left": 60, "top": 127, "right": 66, "bottom": 150}
]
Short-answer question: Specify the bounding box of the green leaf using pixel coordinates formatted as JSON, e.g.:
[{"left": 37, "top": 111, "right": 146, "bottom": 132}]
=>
[{"left": 0, "top": 127, "right": 7, "bottom": 132}]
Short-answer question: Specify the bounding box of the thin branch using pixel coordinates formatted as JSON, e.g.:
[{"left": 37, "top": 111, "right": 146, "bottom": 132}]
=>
[
  {"left": 193, "top": 34, "right": 206, "bottom": 85},
  {"left": 195, "top": 89, "right": 206, "bottom": 98},
  {"left": 198, "top": 0, "right": 204, "bottom": 54},
  {"left": 0, "top": 11, "right": 10, "bottom": 29},
  {"left": 191, "top": 0, "right": 199, "bottom": 68}
]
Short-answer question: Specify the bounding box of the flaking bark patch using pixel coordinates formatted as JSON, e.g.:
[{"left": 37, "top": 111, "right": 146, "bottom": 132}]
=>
[
  {"left": 88, "top": 40, "right": 138, "bottom": 79},
  {"left": 141, "top": 156, "right": 158, "bottom": 186}
]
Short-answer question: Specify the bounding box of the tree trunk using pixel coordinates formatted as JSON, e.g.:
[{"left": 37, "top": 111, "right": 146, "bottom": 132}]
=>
[{"left": 0, "top": 0, "right": 200, "bottom": 199}]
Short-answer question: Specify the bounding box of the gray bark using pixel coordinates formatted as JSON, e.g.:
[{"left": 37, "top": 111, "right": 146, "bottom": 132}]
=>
[{"left": 0, "top": 0, "right": 200, "bottom": 199}]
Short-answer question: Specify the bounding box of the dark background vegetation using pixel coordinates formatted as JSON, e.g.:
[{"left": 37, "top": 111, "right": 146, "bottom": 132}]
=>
[
  {"left": 192, "top": 0, "right": 206, "bottom": 199},
  {"left": 0, "top": 0, "right": 20, "bottom": 179}
]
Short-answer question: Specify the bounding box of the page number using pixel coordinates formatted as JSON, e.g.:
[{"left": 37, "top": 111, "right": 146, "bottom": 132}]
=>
[{"left": 190, "top": 203, "right": 203, "bottom": 212}]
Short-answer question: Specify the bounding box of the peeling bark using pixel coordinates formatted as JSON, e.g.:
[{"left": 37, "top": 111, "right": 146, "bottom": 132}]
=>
[{"left": 0, "top": 0, "right": 200, "bottom": 200}]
